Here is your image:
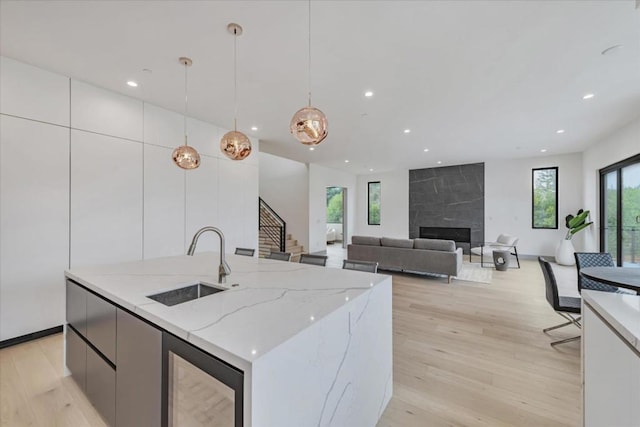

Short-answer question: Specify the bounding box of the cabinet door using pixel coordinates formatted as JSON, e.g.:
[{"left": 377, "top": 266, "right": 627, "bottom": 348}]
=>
[
  {"left": 116, "top": 309, "right": 162, "bottom": 427},
  {"left": 86, "top": 292, "right": 116, "bottom": 364},
  {"left": 218, "top": 160, "right": 259, "bottom": 252},
  {"left": 86, "top": 346, "right": 116, "bottom": 427},
  {"left": 66, "top": 281, "right": 87, "bottom": 337},
  {"left": 0, "top": 115, "right": 69, "bottom": 341},
  {"left": 65, "top": 326, "right": 87, "bottom": 392},
  {"left": 185, "top": 155, "right": 219, "bottom": 251},
  {"left": 70, "top": 130, "right": 142, "bottom": 267}
]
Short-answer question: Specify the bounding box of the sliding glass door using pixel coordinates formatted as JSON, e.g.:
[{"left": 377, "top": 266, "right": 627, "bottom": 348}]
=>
[{"left": 600, "top": 154, "right": 640, "bottom": 267}]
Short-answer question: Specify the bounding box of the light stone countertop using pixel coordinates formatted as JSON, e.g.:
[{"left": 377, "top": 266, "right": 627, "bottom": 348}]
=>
[
  {"left": 65, "top": 252, "right": 389, "bottom": 369},
  {"left": 582, "top": 290, "right": 640, "bottom": 353}
]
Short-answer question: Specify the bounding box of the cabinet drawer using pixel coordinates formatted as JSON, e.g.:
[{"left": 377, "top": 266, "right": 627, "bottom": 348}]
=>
[
  {"left": 86, "top": 292, "right": 116, "bottom": 364},
  {"left": 86, "top": 346, "right": 116, "bottom": 427},
  {"left": 66, "top": 281, "right": 87, "bottom": 336},
  {"left": 65, "top": 325, "right": 86, "bottom": 391}
]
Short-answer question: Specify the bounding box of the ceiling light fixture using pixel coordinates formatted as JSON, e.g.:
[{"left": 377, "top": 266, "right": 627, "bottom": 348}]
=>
[
  {"left": 171, "top": 57, "right": 201, "bottom": 170},
  {"left": 582, "top": 93, "right": 595, "bottom": 100},
  {"left": 309, "top": 147, "right": 315, "bottom": 151},
  {"left": 369, "top": 168, "right": 374, "bottom": 172},
  {"left": 403, "top": 129, "right": 411, "bottom": 134},
  {"left": 423, "top": 148, "right": 429, "bottom": 152},
  {"left": 344, "top": 160, "right": 349, "bottom": 163},
  {"left": 364, "top": 91, "right": 373, "bottom": 97},
  {"left": 251, "top": 126, "right": 258, "bottom": 131},
  {"left": 556, "top": 129, "right": 565, "bottom": 134},
  {"left": 541, "top": 149, "right": 548, "bottom": 153},
  {"left": 220, "top": 24, "right": 252, "bottom": 161},
  {"left": 437, "top": 161, "right": 442, "bottom": 164},
  {"left": 290, "top": 0, "right": 328, "bottom": 146},
  {"left": 126, "top": 80, "right": 138, "bottom": 87}
]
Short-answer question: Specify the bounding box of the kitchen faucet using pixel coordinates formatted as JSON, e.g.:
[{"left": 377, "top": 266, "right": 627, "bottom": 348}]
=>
[{"left": 186, "top": 226, "right": 231, "bottom": 284}]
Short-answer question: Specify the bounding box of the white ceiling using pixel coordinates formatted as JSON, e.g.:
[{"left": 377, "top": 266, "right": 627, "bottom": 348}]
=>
[{"left": 1, "top": 0, "right": 639, "bottom": 174}]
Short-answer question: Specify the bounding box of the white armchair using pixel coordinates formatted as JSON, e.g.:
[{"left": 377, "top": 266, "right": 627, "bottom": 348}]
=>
[
  {"left": 326, "top": 227, "right": 337, "bottom": 243},
  {"left": 471, "top": 234, "right": 520, "bottom": 268}
]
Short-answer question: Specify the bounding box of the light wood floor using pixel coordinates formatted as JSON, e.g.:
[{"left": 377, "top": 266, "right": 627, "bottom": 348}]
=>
[{"left": 0, "top": 259, "right": 580, "bottom": 426}]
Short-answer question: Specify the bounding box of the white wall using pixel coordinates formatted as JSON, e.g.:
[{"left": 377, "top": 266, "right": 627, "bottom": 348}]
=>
[
  {"left": 582, "top": 117, "right": 640, "bottom": 251},
  {"left": 0, "top": 56, "right": 259, "bottom": 341},
  {"left": 259, "top": 152, "right": 310, "bottom": 251},
  {"left": 485, "top": 153, "right": 584, "bottom": 256},
  {"left": 354, "top": 170, "right": 409, "bottom": 238},
  {"left": 308, "top": 164, "right": 356, "bottom": 254}
]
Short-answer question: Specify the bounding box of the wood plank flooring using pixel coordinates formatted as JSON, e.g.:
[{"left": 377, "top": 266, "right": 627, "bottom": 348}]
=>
[{"left": 0, "top": 259, "right": 580, "bottom": 426}]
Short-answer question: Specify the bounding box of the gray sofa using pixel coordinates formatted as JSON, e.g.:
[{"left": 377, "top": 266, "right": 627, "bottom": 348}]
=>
[{"left": 347, "top": 236, "right": 463, "bottom": 283}]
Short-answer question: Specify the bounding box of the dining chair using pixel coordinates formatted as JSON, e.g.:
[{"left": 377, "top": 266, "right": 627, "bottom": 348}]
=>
[
  {"left": 574, "top": 252, "right": 623, "bottom": 293},
  {"left": 234, "top": 247, "right": 255, "bottom": 257},
  {"left": 299, "top": 254, "right": 328, "bottom": 266},
  {"left": 342, "top": 259, "right": 378, "bottom": 273},
  {"left": 265, "top": 251, "right": 292, "bottom": 261},
  {"left": 538, "top": 257, "right": 581, "bottom": 346}
]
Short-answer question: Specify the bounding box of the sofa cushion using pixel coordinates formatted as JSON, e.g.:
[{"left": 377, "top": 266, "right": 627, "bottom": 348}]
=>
[
  {"left": 351, "top": 236, "right": 381, "bottom": 246},
  {"left": 380, "top": 237, "right": 414, "bottom": 249},
  {"left": 413, "top": 238, "right": 456, "bottom": 252}
]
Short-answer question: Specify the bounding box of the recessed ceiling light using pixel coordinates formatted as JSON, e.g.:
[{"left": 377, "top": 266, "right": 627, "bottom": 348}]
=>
[
  {"left": 369, "top": 168, "right": 374, "bottom": 172},
  {"left": 309, "top": 147, "right": 315, "bottom": 151},
  {"left": 437, "top": 161, "right": 442, "bottom": 164},
  {"left": 251, "top": 126, "right": 258, "bottom": 131},
  {"left": 344, "top": 160, "right": 350, "bottom": 163},
  {"left": 601, "top": 44, "right": 623, "bottom": 56},
  {"left": 364, "top": 91, "right": 374, "bottom": 97},
  {"left": 403, "top": 129, "right": 411, "bottom": 134},
  {"left": 582, "top": 93, "right": 595, "bottom": 100},
  {"left": 126, "top": 81, "right": 138, "bottom": 87},
  {"left": 556, "top": 129, "right": 565, "bottom": 134},
  {"left": 541, "top": 149, "right": 548, "bottom": 153},
  {"left": 423, "top": 148, "right": 429, "bottom": 152}
]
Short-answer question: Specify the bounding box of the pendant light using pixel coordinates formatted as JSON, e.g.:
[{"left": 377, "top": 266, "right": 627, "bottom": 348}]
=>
[
  {"left": 220, "top": 23, "right": 252, "bottom": 161},
  {"left": 172, "top": 57, "right": 201, "bottom": 170},
  {"left": 290, "top": 0, "right": 328, "bottom": 146}
]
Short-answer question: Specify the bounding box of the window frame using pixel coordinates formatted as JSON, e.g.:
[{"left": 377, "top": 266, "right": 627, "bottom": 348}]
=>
[
  {"left": 531, "top": 167, "right": 558, "bottom": 229},
  {"left": 367, "top": 181, "right": 381, "bottom": 226}
]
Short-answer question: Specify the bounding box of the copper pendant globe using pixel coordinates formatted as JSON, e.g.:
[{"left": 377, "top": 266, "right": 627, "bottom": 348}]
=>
[
  {"left": 172, "top": 145, "right": 201, "bottom": 169},
  {"left": 221, "top": 130, "right": 252, "bottom": 161},
  {"left": 290, "top": 106, "right": 328, "bottom": 145}
]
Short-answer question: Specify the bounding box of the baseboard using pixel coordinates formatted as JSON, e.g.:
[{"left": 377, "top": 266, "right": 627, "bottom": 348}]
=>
[{"left": 0, "top": 325, "right": 63, "bottom": 350}]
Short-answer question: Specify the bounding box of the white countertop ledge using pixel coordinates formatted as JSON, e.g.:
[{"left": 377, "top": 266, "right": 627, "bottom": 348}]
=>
[
  {"left": 582, "top": 290, "right": 640, "bottom": 353},
  {"left": 65, "top": 252, "right": 390, "bottom": 369}
]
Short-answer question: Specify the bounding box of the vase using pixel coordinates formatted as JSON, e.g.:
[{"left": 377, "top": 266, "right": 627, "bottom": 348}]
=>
[{"left": 555, "top": 239, "right": 575, "bottom": 266}]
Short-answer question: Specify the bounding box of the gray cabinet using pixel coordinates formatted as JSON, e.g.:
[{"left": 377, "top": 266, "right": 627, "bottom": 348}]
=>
[
  {"left": 66, "top": 280, "right": 87, "bottom": 336},
  {"left": 86, "top": 346, "right": 116, "bottom": 427},
  {"left": 65, "top": 325, "right": 86, "bottom": 391},
  {"left": 116, "top": 308, "right": 162, "bottom": 427},
  {"left": 86, "top": 291, "right": 116, "bottom": 364}
]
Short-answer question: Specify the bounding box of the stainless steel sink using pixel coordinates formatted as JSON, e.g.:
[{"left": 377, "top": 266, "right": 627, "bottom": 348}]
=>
[{"left": 147, "top": 283, "right": 225, "bottom": 307}]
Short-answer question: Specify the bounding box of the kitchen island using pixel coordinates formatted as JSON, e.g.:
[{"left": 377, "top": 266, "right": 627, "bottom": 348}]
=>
[{"left": 64, "top": 252, "right": 393, "bottom": 427}]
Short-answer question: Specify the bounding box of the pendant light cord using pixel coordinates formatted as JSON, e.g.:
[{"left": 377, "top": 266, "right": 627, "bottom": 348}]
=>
[
  {"left": 234, "top": 28, "right": 238, "bottom": 131},
  {"left": 308, "top": 0, "right": 312, "bottom": 107},
  {"left": 184, "top": 61, "right": 189, "bottom": 146}
]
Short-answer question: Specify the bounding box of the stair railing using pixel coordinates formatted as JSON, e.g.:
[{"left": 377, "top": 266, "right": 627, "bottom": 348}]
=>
[{"left": 259, "top": 198, "right": 286, "bottom": 252}]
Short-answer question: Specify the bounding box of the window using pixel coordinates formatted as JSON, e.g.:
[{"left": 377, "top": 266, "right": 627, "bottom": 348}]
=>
[
  {"left": 368, "top": 181, "right": 381, "bottom": 225},
  {"left": 532, "top": 167, "right": 558, "bottom": 229}
]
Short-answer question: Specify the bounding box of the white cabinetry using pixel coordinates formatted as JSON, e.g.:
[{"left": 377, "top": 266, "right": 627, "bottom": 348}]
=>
[
  {"left": 144, "top": 144, "right": 185, "bottom": 258},
  {"left": 70, "top": 130, "right": 143, "bottom": 267},
  {"left": 218, "top": 161, "right": 259, "bottom": 252},
  {"left": 0, "top": 116, "right": 69, "bottom": 340},
  {"left": 583, "top": 303, "right": 640, "bottom": 427},
  {"left": 0, "top": 56, "right": 70, "bottom": 126},
  {"left": 71, "top": 79, "right": 143, "bottom": 141},
  {"left": 185, "top": 155, "right": 219, "bottom": 251}
]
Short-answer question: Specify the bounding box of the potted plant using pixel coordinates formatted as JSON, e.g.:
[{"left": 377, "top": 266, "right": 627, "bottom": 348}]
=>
[{"left": 555, "top": 209, "right": 593, "bottom": 265}]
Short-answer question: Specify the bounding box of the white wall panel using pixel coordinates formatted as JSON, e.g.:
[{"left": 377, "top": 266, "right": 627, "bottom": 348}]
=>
[
  {"left": 185, "top": 155, "right": 219, "bottom": 252},
  {"left": 71, "top": 80, "right": 143, "bottom": 141},
  {"left": 218, "top": 161, "right": 259, "bottom": 253},
  {"left": 143, "top": 104, "right": 183, "bottom": 149},
  {"left": 0, "top": 56, "right": 70, "bottom": 126},
  {"left": 70, "top": 130, "right": 142, "bottom": 267},
  {"left": 187, "top": 117, "right": 221, "bottom": 158},
  {"left": 143, "top": 144, "right": 185, "bottom": 259},
  {"left": 0, "top": 116, "right": 69, "bottom": 340}
]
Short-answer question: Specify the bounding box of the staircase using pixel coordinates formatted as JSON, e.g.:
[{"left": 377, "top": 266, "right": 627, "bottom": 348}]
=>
[{"left": 259, "top": 198, "right": 305, "bottom": 260}]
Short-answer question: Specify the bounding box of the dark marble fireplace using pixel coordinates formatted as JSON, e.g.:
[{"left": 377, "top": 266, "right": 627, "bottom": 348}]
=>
[{"left": 409, "top": 163, "right": 484, "bottom": 253}]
